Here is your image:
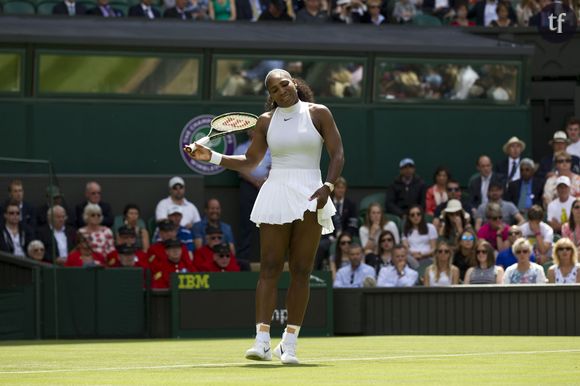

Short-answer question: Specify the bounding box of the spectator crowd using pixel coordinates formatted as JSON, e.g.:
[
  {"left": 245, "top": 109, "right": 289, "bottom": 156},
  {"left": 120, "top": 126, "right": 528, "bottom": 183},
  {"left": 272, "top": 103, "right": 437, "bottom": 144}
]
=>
[{"left": 2, "top": 117, "right": 580, "bottom": 290}]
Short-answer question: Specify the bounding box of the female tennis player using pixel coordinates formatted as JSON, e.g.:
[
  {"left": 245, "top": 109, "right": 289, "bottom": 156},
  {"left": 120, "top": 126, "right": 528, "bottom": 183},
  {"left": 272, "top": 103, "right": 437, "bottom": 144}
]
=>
[{"left": 188, "top": 69, "right": 344, "bottom": 364}]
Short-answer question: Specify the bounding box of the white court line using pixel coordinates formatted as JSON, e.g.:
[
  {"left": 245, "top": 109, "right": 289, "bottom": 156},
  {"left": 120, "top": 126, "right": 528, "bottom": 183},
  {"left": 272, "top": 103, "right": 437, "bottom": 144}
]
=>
[{"left": 1, "top": 349, "right": 580, "bottom": 375}]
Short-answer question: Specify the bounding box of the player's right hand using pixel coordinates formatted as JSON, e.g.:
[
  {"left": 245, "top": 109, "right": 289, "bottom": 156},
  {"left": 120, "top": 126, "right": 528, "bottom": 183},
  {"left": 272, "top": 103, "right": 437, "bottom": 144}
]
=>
[{"left": 184, "top": 143, "right": 211, "bottom": 162}]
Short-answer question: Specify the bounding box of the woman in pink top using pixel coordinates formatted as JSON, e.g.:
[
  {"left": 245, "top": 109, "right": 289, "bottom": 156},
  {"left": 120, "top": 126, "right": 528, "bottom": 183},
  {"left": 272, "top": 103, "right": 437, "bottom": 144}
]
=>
[{"left": 476, "top": 202, "right": 509, "bottom": 251}]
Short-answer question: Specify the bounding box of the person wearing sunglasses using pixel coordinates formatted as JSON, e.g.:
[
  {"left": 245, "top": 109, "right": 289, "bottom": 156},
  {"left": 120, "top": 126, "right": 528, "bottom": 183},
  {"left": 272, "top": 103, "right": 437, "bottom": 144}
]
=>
[
  {"left": 402, "top": 205, "right": 438, "bottom": 271},
  {"left": 519, "top": 205, "right": 553, "bottom": 265},
  {"left": 155, "top": 176, "right": 201, "bottom": 230},
  {"left": 78, "top": 203, "right": 115, "bottom": 257},
  {"left": 496, "top": 225, "right": 537, "bottom": 269},
  {"left": 0, "top": 201, "right": 34, "bottom": 258},
  {"left": 503, "top": 238, "right": 546, "bottom": 284},
  {"left": 424, "top": 240, "right": 459, "bottom": 287},
  {"left": 538, "top": 131, "right": 580, "bottom": 180},
  {"left": 365, "top": 230, "right": 398, "bottom": 275},
  {"left": 542, "top": 150, "right": 580, "bottom": 207},
  {"left": 197, "top": 242, "right": 241, "bottom": 273},
  {"left": 476, "top": 202, "right": 510, "bottom": 252},
  {"left": 432, "top": 179, "right": 473, "bottom": 230},
  {"left": 546, "top": 175, "right": 576, "bottom": 234},
  {"left": 192, "top": 225, "right": 242, "bottom": 271},
  {"left": 329, "top": 232, "right": 354, "bottom": 281},
  {"left": 453, "top": 230, "right": 477, "bottom": 282},
  {"left": 464, "top": 240, "right": 504, "bottom": 284},
  {"left": 74, "top": 181, "right": 114, "bottom": 228},
  {"left": 149, "top": 238, "right": 197, "bottom": 289},
  {"left": 547, "top": 238, "right": 580, "bottom": 283},
  {"left": 474, "top": 180, "right": 523, "bottom": 232},
  {"left": 561, "top": 199, "right": 580, "bottom": 248},
  {"left": 439, "top": 199, "right": 472, "bottom": 249}
]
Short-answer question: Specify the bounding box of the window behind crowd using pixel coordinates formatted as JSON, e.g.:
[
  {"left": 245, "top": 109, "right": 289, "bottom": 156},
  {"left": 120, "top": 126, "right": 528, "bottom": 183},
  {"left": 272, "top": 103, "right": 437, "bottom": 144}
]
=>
[
  {"left": 0, "top": 51, "right": 23, "bottom": 94},
  {"left": 374, "top": 59, "right": 521, "bottom": 104},
  {"left": 37, "top": 51, "right": 201, "bottom": 97},
  {"left": 213, "top": 56, "right": 366, "bottom": 100}
]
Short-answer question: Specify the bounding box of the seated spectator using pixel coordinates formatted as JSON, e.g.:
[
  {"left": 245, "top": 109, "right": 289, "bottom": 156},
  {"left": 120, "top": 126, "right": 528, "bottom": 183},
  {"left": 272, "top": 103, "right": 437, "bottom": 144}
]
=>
[
  {"left": 113, "top": 204, "right": 149, "bottom": 252},
  {"left": 423, "top": 240, "right": 459, "bottom": 286},
  {"left": 78, "top": 203, "right": 115, "bottom": 256},
  {"left": 150, "top": 238, "right": 197, "bottom": 289},
  {"left": 516, "top": 0, "right": 539, "bottom": 26},
  {"left": 433, "top": 179, "right": 473, "bottom": 229},
  {"left": 192, "top": 198, "right": 235, "bottom": 253},
  {"left": 115, "top": 225, "right": 146, "bottom": 252},
  {"left": 333, "top": 242, "right": 376, "bottom": 288},
  {"left": 450, "top": 3, "right": 475, "bottom": 26},
  {"left": 360, "top": 0, "right": 386, "bottom": 25},
  {"left": 464, "top": 240, "right": 504, "bottom": 284},
  {"left": 65, "top": 233, "right": 106, "bottom": 267},
  {"left": 188, "top": 0, "right": 210, "bottom": 20},
  {"left": 155, "top": 176, "right": 201, "bottom": 229},
  {"left": 453, "top": 230, "right": 476, "bottom": 282},
  {"left": 438, "top": 199, "right": 472, "bottom": 248},
  {"left": 422, "top": 0, "right": 454, "bottom": 20},
  {"left": 496, "top": 225, "right": 537, "bottom": 269},
  {"left": 504, "top": 158, "right": 544, "bottom": 215},
  {"left": 365, "top": 230, "right": 397, "bottom": 275},
  {"left": 476, "top": 202, "right": 509, "bottom": 251},
  {"left": 153, "top": 207, "right": 194, "bottom": 254},
  {"left": 385, "top": 158, "right": 426, "bottom": 218},
  {"left": 329, "top": 231, "right": 353, "bottom": 281},
  {"left": 128, "top": 0, "right": 161, "bottom": 18},
  {"left": 147, "top": 221, "right": 190, "bottom": 264},
  {"left": 0, "top": 201, "right": 34, "bottom": 257},
  {"left": 495, "top": 136, "right": 525, "bottom": 185},
  {"left": 425, "top": 166, "right": 450, "bottom": 217},
  {"left": 331, "top": 0, "right": 365, "bottom": 23},
  {"left": 36, "top": 205, "right": 76, "bottom": 265},
  {"left": 209, "top": 0, "right": 237, "bottom": 20},
  {"left": 75, "top": 181, "right": 114, "bottom": 228},
  {"left": 566, "top": 117, "right": 580, "bottom": 158},
  {"left": 295, "top": 0, "right": 328, "bottom": 22},
  {"left": 546, "top": 176, "right": 576, "bottom": 234},
  {"left": 27, "top": 240, "right": 46, "bottom": 262},
  {"left": 331, "top": 177, "right": 359, "bottom": 241},
  {"left": 547, "top": 238, "right": 580, "bottom": 283},
  {"left": 468, "top": 155, "right": 505, "bottom": 212},
  {"left": 107, "top": 244, "right": 149, "bottom": 270},
  {"left": 36, "top": 185, "right": 75, "bottom": 228},
  {"left": 475, "top": 181, "right": 523, "bottom": 231},
  {"left": 164, "top": 0, "right": 194, "bottom": 18},
  {"left": 52, "top": 0, "right": 87, "bottom": 15},
  {"left": 503, "top": 238, "right": 546, "bottom": 284},
  {"left": 198, "top": 242, "right": 241, "bottom": 272},
  {"left": 561, "top": 199, "right": 580, "bottom": 248},
  {"left": 519, "top": 205, "right": 553, "bottom": 265},
  {"left": 87, "top": 0, "right": 124, "bottom": 16},
  {"left": 542, "top": 151, "right": 580, "bottom": 206},
  {"left": 402, "top": 205, "right": 437, "bottom": 270},
  {"left": 193, "top": 226, "right": 231, "bottom": 270},
  {"left": 489, "top": 1, "right": 516, "bottom": 26},
  {"left": 376, "top": 244, "right": 418, "bottom": 287},
  {"left": 235, "top": 0, "right": 266, "bottom": 20},
  {"left": 528, "top": 0, "right": 556, "bottom": 27},
  {"left": 2, "top": 179, "right": 36, "bottom": 231},
  {"left": 538, "top": 131, "right": 580, "bottom": 179},
  {"left": 467, "top": 0, "right": 516, "bottom": 26},
  {"left": 360, "top": 203, "right": 400, "bottom": 255},
  {"left": 392, "top": 0, "right": 416, "bottom": 23},
  {"left": 258, "top": 0, "right": 293, "bottom": 20}
]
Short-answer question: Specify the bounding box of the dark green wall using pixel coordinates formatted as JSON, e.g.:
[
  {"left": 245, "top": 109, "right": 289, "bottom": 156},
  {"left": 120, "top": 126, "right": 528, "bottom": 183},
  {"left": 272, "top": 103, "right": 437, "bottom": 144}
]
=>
[{"left": 0, "top": 99, "right": 530, "bottom": 187}]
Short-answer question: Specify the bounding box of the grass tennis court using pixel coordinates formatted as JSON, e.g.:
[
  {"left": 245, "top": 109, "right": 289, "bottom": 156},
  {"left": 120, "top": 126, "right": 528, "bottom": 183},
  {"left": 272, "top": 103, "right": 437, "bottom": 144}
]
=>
[{"left": 1, "top": 336, "right": 579, "bottom": 385}]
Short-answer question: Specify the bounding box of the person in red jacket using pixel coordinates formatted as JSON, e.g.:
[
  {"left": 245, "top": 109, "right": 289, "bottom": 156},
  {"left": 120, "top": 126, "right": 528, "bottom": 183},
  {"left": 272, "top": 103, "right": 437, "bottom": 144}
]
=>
[
  {"left": 107, "top": 243, "right": 148, "bottom": 269},
  {"left": 65, "top": 232, "right": 106, "bottom": 267},
  {"left": 193, "top": 225, "right": 227, "bottom": 270},
  {"left": 149, "top": 238, "right": 196, "bottom": 289},
  {"left": 200, "top": 242, "right": 241, "bottom": 272}
]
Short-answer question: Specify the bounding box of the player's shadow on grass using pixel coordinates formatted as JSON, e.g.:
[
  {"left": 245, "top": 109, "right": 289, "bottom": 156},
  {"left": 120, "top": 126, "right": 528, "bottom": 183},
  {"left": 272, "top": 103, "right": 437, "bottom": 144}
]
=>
[{"left": 241, "top": 363, "right": 324, "bottom": 368}]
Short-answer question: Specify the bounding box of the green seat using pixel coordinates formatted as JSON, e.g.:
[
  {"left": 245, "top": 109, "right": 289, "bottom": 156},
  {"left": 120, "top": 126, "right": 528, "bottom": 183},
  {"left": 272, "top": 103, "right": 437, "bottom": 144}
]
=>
[
  {"left": 358, "top": 192, "right": 387, "bottom": 222},
  {"left": 412, "top": 13, "right": 442, "bottom": 26},
  {"left": 147, "top": 216, "right": 158, "bottom": 240},
  {"left": 3, "top": 0, "right": 35, "bottom": 14},
  {"left": 36, "top": 0, "right": 58, "bottom": 14},
  {"left": 385, "top": 213, "right": 403, "bottom": 236},
  {"left": 542, "top": 261, "right": 553, "bottom": 277}
]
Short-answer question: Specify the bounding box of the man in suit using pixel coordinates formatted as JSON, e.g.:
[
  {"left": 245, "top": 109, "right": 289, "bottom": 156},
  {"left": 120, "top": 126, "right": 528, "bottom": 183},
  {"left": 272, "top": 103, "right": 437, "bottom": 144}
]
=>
[
  {"left": 495, "top": 136, "right": 526, "bottom": 186},
  {"left": 504, "top": 158, "right": 544, "bottom": 215},
  {"left": 129, "top": 0, "right": 161, "bottom": 19},
  {"left": 0, "top": 202, "right": 34, "bottom": 257},
  {"left": 74, "top": 181, "right": 114, "bottom": 228},
  {"left": 87, "top": 0, "right": 124, "bottom": 17},
  {"left": 467, "top": 0, "right": 516, "bottom": 26},
  {"left": 37, "top": 205, "right": 76, "bottom": 264},
  {"left": 163, "top": 0, "right": 193, "bottom": 18},
  {"left": 52, "top": 0, "right": 87, "bottom": 15},
  {"left": 538, "top": 131, "right": 580, "bottom": 179},
  {"left": 236, "top": 0, "right": 266, "bottom": 20},
  {"left": 468, "top": 155, "right": 505, "bottom": 214},
  {"left": 1, "top": 179, "right": 36, "bottom": 230}
]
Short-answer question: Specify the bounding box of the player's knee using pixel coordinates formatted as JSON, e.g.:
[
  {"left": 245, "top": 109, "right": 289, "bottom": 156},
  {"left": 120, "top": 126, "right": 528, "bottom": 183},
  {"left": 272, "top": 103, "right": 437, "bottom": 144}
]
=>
[
  {"left": 289, "top": 262, "right": 313, "bottom": 281},
  {"left": 259, "top": 258, "right": 284, "bottom": 279}
]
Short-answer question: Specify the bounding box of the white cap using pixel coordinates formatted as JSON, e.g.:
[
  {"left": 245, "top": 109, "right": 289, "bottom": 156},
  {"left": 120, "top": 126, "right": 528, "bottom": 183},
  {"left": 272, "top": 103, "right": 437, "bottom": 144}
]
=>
[
  {"left": 169, "top": 176, "right": 185, "bottom": 188},
  {"left": 443, "top": 199, "right": 463, "bottom": 213},
  {"left": 167, "top": 205, "right": 183, "bottom": 216},
  {"left": 556, "top": 175, "right": 571, "bottom": 187}
]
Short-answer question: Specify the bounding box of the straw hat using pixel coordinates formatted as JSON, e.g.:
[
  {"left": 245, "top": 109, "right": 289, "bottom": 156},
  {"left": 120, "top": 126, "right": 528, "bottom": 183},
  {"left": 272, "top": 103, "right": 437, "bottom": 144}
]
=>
[{"left": 502, "top": 136, "right": 526, "bottom": 154}]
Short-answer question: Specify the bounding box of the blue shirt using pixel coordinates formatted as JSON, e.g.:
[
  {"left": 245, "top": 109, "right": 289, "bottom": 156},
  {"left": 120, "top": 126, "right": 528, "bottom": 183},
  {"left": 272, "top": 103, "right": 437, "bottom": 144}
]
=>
[
  {"left": 333, "top": 263, "right": 376, "bottom": 288},
  {"left": 192, "top": 218, "right": 235, "bottom": 248},
  {"left": 496, "top": 248, "right": 536, "bottom": 269},
  {"left": 234, "top": 140, "right": 271, "bottom": 180}
]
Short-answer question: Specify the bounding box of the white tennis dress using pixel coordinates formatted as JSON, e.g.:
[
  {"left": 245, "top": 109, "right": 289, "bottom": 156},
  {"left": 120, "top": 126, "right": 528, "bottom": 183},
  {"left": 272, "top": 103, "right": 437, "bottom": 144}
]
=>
[{"left": 250, "top": 100, "right": 336, "bottom": 234}]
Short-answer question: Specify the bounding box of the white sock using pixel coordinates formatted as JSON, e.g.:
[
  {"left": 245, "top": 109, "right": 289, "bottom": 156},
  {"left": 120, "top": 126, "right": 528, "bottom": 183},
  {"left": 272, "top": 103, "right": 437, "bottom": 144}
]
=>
[
  {"left": 283, "top": 324, "right": 300, "bottom": 344},
  {"left": 256, "top": 323, "right": 270, "bottom": 342}
]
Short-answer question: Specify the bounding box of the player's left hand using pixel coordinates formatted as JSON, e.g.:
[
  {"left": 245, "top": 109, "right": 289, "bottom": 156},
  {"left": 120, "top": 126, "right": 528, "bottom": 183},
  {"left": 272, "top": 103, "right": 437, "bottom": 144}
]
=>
[{"left": 309, "top": 185, "right": 331, "bottom": 209}]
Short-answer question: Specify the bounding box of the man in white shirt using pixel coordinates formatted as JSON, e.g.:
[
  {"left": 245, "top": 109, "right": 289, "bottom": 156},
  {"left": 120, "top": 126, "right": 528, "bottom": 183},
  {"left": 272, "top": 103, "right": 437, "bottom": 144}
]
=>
[
  {"left": 566, "top": 117, "right": 580, "bottom": 159},
  {"left": 38, "top": 205, "right": 76, "bottom": 264},
  {"left": 377, "top": 244, "right": 418, "bottom": 287},
  {"left": 333, "top": 243, "right": 376, "bottom": 288},
  {"left": 519, "top": 205, "right": 553, "bottom": 265},
  {"left": 547, "top": 176, "right": 575, "bottom": 234},
  {"left": 155, "top": 176, "right": 201, "bottom": 229}
]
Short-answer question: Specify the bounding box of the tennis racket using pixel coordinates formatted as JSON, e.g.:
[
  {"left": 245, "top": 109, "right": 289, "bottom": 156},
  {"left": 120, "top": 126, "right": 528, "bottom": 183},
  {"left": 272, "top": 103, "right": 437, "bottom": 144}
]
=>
[{"left": 183, "top": 112, "right": 258, "bottom": 155}]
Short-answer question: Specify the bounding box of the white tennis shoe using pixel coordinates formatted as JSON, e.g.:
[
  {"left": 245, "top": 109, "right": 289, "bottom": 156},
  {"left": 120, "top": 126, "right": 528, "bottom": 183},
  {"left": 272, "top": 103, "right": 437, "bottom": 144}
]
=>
[
  {"left": 245, "top": 340, "right": 272, "bottom": 361},
  {"left": 273, "top": 341, "right": 299, "bottom": 365}
]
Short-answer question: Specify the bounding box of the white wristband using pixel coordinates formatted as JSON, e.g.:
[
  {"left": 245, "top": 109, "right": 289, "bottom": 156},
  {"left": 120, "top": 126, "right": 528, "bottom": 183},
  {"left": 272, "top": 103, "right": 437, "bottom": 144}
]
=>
[
  {"left": 324, "top": 182, "right": 334, "bottom": 193},
  {"left": 209, "top": 151, "right": 222, "bottom": 165}
]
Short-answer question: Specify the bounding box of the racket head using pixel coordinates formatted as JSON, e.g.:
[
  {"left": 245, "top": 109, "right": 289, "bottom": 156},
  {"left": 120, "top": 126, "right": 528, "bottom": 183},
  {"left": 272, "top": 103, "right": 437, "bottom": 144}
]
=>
[{"left": 210, "top": 112, "right": 258, "bottom": 134}]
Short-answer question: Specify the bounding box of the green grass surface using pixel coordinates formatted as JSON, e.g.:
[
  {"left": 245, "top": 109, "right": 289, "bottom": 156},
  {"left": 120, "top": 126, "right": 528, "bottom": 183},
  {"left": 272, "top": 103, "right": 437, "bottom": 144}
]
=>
[{"left": 1, "top": 336, "right": 580, "bottom": 385}]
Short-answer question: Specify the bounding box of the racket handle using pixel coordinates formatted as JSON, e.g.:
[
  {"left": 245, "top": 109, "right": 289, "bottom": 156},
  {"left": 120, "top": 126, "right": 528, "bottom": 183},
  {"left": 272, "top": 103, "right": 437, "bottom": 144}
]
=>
[{"left": 183, "top": 136, "right": 211, "bottom": 155}]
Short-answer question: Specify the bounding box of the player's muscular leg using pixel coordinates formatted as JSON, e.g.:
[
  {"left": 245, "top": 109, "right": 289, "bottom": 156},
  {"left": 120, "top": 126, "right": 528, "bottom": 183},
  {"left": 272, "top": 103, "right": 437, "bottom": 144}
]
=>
[
  {"left": 286, "top": 211, "right": 322, "bottom": 326},
  {"left": 256, "top": 223, "right": 292, "bottom": 323}
]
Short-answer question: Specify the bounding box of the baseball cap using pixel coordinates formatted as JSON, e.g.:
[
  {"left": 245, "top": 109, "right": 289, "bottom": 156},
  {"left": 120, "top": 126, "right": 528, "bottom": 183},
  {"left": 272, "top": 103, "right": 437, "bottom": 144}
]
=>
[
  {"left": 163, "top": 238, "right": 182, "bottom": 249},
  {"left": 116, "top": 244, "right": 136, "bottom": 255},
  {"left": 556, "top": 175, "right": 571, "bottom": 187},
  {"left": 167, "top": 205, "right": 183, "bottom": 216},
  {"left": 169, "top": 176, "right": 185, "bottom": 188},
  {"left": 158, "top": 219, "right": 177, "bottom": 231},
  {"left": 118, "top": 225, "right": 137, "bottom": 237},
  {"left": 212, "top": 242, "right": 230, "bottom": 255},
  {"left": 399, "top": 158, "right": 415, "bottom": 168}
]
